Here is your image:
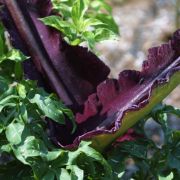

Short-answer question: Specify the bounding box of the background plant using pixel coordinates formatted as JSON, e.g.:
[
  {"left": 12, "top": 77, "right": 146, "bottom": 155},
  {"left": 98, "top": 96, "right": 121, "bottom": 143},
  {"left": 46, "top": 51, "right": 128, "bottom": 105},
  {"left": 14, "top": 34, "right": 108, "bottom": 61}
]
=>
[
  {"left": 41, "top": 0, "right": 119, "bottom": 50},
  {"left": 107, "top": 105, "right": 180, "bottom": 179}
]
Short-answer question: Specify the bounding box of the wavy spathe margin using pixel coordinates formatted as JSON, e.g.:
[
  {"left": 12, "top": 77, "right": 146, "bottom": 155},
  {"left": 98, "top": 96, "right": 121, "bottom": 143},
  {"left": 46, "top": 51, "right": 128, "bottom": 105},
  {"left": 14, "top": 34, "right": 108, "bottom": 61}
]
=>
[
  {"left": 51, "top": 30, "right": 180, "bottom": 151},
  {"left": 1, "top": 0, "right": 180, "bottom": 151}
]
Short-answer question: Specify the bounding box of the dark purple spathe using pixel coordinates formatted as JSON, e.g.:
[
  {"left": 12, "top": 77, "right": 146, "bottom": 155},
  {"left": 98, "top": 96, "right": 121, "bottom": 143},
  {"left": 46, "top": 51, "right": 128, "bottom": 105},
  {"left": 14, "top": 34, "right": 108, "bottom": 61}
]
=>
[{"left": 0, "top": 0, "right": 179, "bottom": 149}]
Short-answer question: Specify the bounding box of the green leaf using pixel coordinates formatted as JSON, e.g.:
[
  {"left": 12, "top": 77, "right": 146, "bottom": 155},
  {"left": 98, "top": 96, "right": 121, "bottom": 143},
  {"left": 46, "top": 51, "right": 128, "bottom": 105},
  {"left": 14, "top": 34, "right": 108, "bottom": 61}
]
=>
[
  {"left": 82, "top": 31, "right": 96, "bottom": 50},
  {"left": 18, "top": 104, "right": 28, "bottom": 123},
  {"left": 18, "top": 136, "right": 48, "bottom": 158},
  {"left": 168, "top": 153, "right": 180, "bottom": 171},
  {"left": 5, "top": 122, "right": 25, "bottom": 145},
  {"left": 95, "top": 13, "right": 119, "bottom": 34},
  {"left": 107, "top": 149, "right": 126, "bottom": 178},
  {"left": 40, "top": 15, "right": 77, "bottom": 44},
  {"left": 67, "top": 141, "right": 112, "bottom": 178},
  {"left": 95, "top": 28, "right": 117, "bottom": 42},
  {"left": 0, "top": 108, "right": 17, "bottom": 127},
  {"left": 119, "top": 141, "right": 147, "bottom": 159},
  {"left": 0, "top": 144, "right": 12, "bottom": 153},
  {"left": 0, "top": 23, "right": 7, "bottom": 55},
  {"left": 68, "top": 165, "right": 84, "bottom": 180},
  {"left": 0, "top": 48, "right": 28, "bottom": 65},
  {"left": 6, "top": 49, "right": 28, "bottom": 62},
  {"left": 12, "top": 136, "right": 48, "bottom": 165},
  {"left": 159, "top": 172, "right": 173, "bottom": 180},
  {"left": 52, "top": 1, "right": 72, "bottom": 18},
  {"left": 56, "top": 168, "right": 71, "bottom": 180},
  {"left": 0, "top": 161, "right": 33, "bottom": 180},
  {"left": 0, "top": 76, "right": 9, "bottom": 93},
  {"left": 42, "top": 170, "right": 55, "bottom": 180},
  {"left": 31, "top": 159, "right": 49, "bottom": 178},
  {"left": 29, "top": 93, "right": 66, "bottom": 124},
  {"left": 28, "top": 89, "right": 76, "bottom": 132},
  {"left": 82, "top": 18, "right": 104, "bottom": 30},
  {"left": 17, "top": 84, "right": 27, "bottom": 99},
  {"left": 0, "top": 92, "right": 19, "bottom": 112},
  {"left": 0, "top": 124, "right": 4, "bottom": 134},
  {"left": 40, "top": 16, "right": 72, "bottom": 34},
  {"left": 46, "top": 150, "right": 63, "bottom": 161},
  {"left": 173, "top": 130, "right": 180, "bottom": 141},
  {"left": 71, "top": 0, "right": 89, "bottom": 25},
  {"left": 14, "top": 62, "right": 24, "bottom": 80},
  {"left": 90, "top": 0, "right": 112, "bottom": 13},
  {"left": 70, "top": 38, "right": 82, "bottom": 46},
  {"left": 42, "top": 0, "right": 119, "bottom": 51}
]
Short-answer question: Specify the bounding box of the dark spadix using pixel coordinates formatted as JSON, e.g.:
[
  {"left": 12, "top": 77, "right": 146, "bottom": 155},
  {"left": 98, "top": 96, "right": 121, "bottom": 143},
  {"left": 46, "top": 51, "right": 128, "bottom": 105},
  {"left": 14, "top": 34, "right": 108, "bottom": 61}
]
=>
[{"left": 1, "top": 0, "right": 180, "bottom": 151}]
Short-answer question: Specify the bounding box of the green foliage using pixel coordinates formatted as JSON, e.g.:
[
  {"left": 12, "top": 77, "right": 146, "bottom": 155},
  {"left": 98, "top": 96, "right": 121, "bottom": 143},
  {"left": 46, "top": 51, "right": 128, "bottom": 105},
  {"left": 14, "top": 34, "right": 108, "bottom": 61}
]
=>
[
  {"left": 107, "top": 104, "right": 180, "bottom": 180},
  {"left": 0, "top": 23, "right": 27, "bottom": 64},
  {"left": 0, "top": 78, "right": 75, "bottom": 128},
  {"left": 41, "top": 0, "right": 119, "bottom": 51},
  {"left": 0, "top": 21, "right": 112, "bottom": 180},
  {"left": 0, "top": 22, "right": 75, "bottom": 129}
]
